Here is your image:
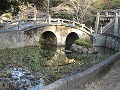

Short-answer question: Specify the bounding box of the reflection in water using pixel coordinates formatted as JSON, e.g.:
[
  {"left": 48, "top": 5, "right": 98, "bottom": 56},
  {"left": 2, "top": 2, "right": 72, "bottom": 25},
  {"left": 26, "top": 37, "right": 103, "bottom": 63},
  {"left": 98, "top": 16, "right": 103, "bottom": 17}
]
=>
[
  {"left": 65, "top": 44, "right": 71, "bottom": 50},
  {"left": 11, "top": 68, "right": 25, "bottom": 79},
  {"left": 95, "top": 46, "right": 116, "bottom": 55},
  {"left": 41, "top": 44, "right": 57, "bottom": 51},
  {"left": 0, "top": 45, "right": 116, "bottom": 89}
]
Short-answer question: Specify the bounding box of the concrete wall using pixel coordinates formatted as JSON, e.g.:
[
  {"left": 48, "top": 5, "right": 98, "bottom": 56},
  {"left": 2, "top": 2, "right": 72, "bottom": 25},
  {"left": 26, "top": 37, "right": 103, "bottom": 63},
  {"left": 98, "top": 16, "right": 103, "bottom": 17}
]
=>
[
  {"left": 92, "top": 34, "right": 106, "bottom": 46},
  {"left": 41, "top": 52, "right": 120, "bottom": 90},
  {"left": 92, "top": 34, "right": 120, "bottom": 51}
]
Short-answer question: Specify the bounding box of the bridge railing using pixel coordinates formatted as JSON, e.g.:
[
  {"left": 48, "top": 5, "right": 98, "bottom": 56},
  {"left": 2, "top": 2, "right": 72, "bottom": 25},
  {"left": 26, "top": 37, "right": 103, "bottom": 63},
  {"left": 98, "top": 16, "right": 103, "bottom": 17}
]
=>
[{"left": 1, "top": 17, "right": 94, "bottom": 34}]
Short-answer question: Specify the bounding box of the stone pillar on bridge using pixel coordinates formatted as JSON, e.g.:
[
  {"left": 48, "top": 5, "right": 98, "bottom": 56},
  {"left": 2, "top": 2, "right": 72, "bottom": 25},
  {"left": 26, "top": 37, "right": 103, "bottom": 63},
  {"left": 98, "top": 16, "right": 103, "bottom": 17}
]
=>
[
  {"left": 34, "top": 5, "right": 37, "bottom": 20},
  {"left": 90, "top": 27, "right": 93, "bottom": 34},
  {"left": 114, "top": 12, "right": 119, "bottom": 36},
  {"left": 48, "top": 15, "right": 51, "bottom": 24},
  {"left": 3, "top": 21, "right": 9, "bottom": 31},
  {"left": 18, "top": 21, "right": 21, "bottom": 30},
  {"left": 100, "top": 26, "right": 103, "bottom": 34},
  {"left": 95, "top": 12, "right": 100, "bottom": 34},
  {"left": 72, "top": 18, "right": 75, "bottom": 26}
]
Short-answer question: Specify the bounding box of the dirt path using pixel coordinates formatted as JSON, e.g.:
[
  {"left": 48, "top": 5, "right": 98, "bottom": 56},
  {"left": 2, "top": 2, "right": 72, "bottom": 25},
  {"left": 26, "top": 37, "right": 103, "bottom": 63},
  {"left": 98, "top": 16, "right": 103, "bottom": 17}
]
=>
[{"left": 88, "top": 60, "right": 120, "bottom": 90}]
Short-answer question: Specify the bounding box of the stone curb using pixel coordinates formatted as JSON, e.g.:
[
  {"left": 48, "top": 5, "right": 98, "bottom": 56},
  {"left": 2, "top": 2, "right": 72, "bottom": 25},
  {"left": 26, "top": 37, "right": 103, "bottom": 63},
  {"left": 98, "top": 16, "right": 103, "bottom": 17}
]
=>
[{"left": 41, "top": 52, "right": 120, "bottom": 90}]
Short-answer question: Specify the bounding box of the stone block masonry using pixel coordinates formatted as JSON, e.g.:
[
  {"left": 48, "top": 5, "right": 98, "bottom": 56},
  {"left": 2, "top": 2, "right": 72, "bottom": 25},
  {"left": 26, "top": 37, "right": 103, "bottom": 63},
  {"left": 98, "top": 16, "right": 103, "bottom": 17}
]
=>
[
  {"left": 0, "top": 25, "right": 91, "bottom": 49},
  {"left": 105, "top": 34, "right": 120, "bottom": 51},
  {"left": 0, "top": 30, "right": 25, "bottom": 49}
]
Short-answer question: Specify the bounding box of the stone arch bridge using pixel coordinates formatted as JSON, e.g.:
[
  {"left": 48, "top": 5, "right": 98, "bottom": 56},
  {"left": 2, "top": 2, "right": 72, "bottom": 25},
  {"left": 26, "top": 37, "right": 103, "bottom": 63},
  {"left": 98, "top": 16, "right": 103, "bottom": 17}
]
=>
[{"left": 0, "top": 17, "right": 93, "bottom": 48}]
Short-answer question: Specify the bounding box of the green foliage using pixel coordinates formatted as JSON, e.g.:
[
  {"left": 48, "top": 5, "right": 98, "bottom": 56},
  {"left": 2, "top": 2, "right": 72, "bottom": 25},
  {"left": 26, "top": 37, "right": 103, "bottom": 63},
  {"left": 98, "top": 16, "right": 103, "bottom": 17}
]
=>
[
  {"left": 0, "top": 0, "right": 20, "bottom": 16},
  {"left": 74, "top": 38, "right": 93, "bottom": 47},
  {"left": 50, "top": 0, "right": 64, "bottom": 7},
  {"left": 2, "top": 13, "right": 12, "bottom": 19},
  {"left": 0, "top": 0, "right": 11, "bottom": 12},
  {"left": 112, "top": 0, "right": 120, "bottom": 9},
  {"left": 52, "top": 13, "right": 72, "bottom": 19},
  {"left": 0, "top": 45, "right": 116, "bottom": 86},
  {"left": 98, "top": 0, "right": 120, "bottom": 10},
  {"left": 0, "top": 22, "right": 3, "bottom": 28}
]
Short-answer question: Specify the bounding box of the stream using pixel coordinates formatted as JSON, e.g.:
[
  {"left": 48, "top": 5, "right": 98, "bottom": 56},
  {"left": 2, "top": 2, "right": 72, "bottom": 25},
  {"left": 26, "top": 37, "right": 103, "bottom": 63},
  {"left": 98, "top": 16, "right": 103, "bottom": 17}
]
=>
[{"left": 0, "top": 46, "right": 117, "bottom": 90}]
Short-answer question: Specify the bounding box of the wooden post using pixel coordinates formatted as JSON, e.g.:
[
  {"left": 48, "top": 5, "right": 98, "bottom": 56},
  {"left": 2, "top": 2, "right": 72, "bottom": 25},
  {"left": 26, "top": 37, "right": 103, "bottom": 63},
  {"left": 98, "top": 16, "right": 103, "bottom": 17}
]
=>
[
  {"left": 114, "top": 11, "right": 118, "bottom": 36},
  {"left": 95, "top": 12, "right": 100, "bottom": 34}
]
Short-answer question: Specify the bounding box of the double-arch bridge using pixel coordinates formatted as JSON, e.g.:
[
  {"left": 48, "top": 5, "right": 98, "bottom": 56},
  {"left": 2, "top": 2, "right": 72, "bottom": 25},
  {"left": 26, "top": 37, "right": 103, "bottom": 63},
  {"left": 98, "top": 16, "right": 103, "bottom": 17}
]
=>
[{"left": 0, "top": 17, "right": 93, "bottom": 48}]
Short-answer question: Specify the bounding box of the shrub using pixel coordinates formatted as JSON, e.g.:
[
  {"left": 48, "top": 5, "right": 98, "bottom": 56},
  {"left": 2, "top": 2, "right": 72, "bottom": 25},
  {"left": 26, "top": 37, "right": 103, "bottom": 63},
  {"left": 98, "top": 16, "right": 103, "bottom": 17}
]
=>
[
  {"left": 2, "top": 13, "right": 12, "bottom": 19},
  {"left": 74, "top": 38, "right": 93, "bottom": 47},
  {"left": 0, "top": 22, "right": 3, "bottom": 28}
]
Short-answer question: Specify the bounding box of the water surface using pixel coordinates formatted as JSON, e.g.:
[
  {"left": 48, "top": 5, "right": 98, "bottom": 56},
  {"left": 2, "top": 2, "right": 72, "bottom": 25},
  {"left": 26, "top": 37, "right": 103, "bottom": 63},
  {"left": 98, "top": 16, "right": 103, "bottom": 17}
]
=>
[{"left": 0, "top": 46, "right": 116, "bottom": 89}]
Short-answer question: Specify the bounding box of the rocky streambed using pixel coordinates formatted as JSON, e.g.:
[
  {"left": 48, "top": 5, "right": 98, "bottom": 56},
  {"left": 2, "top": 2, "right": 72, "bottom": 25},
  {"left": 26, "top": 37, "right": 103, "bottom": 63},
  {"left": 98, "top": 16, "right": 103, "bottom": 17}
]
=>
[{"left": 0, "top": 68, "right": 44, "bottom": 90}]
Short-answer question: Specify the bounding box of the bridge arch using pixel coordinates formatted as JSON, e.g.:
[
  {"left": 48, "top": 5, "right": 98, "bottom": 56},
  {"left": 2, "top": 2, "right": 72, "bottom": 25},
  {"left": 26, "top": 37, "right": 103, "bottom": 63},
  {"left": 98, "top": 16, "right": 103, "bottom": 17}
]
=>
[
  {"left": 65, "top": 32, "right": 79, "bottom": 49},
  {"left": 41, "top": 31, "right": 57, "bottom": 45},
  {"left": 24, "top": 25, "right": 90, "bottom": 46}
]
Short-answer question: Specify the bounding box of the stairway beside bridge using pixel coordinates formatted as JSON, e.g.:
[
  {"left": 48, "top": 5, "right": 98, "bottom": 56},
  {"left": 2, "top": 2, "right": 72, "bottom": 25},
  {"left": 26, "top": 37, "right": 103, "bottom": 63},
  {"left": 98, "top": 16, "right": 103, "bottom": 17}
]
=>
[
  {"left": 95, "top": 9, "right": 120, "bottom": 37},
  {"left": 99, "top": 18, "right": 120, "bottom": 36}
]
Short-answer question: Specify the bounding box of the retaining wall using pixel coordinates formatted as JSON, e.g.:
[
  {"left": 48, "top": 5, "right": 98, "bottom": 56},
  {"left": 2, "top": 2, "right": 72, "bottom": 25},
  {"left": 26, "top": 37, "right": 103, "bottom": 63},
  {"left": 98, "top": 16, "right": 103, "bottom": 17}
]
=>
[
  {"left": 104, "top": 34, "right": 120, "bottom": 51},
  {"left": 92, "top": 34, "right": 120, "bottom": 51}
]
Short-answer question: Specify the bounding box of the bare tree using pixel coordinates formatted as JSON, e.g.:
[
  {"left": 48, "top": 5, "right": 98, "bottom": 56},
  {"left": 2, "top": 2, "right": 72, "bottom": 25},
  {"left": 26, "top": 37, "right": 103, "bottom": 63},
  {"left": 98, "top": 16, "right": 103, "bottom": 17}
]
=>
[{"left": 69, "top": 0, "right": 93, "bottom": 23}]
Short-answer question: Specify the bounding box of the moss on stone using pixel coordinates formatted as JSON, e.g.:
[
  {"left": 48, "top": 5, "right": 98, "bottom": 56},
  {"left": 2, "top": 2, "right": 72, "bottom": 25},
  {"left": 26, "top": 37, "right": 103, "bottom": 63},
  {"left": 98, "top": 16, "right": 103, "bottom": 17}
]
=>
[{"left": 74, "top": 38, "right": 93, "bottom": 48}]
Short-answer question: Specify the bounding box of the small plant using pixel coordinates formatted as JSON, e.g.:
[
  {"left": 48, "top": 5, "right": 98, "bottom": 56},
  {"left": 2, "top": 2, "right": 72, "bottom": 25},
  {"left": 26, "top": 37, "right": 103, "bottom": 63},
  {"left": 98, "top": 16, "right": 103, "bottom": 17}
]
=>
[
  {"left": 74, "top": 38, "right": 93, "bottom": 47},
  {"left": 0, "top": 22, "right": 3, "bottom": 28},
  {"left": 2, "top": 13, "right": 12, "bottom": 19}
]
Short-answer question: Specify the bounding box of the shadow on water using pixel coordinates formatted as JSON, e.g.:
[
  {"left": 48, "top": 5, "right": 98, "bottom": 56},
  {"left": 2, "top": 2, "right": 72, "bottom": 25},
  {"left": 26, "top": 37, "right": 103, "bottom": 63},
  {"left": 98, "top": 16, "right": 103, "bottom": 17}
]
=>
[
  {"left": 65, "top": 44, "right": 72, "bottom": 50},
  {"left": 0, "top": 44, "right": 117, "bottom": 90}
]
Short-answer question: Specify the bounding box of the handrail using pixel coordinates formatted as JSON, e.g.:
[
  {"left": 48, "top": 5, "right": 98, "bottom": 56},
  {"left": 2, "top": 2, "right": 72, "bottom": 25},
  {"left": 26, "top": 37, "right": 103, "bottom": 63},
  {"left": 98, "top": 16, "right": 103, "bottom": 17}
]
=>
[
  {"left": 95, "top": 9, "right": 120, "bottom": 13},
  {"left": 102, "top": 19, "right": 114, "bottom": 33},
  {"left": 1, "top": 17, "right": 93, "bottom": 35}
]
